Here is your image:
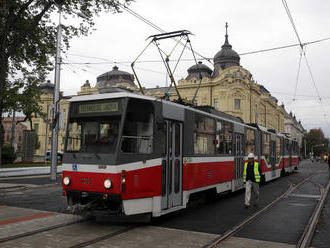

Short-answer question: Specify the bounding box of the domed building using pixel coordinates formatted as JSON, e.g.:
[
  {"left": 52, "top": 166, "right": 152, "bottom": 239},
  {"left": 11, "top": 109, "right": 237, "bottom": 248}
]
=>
[
  {"left": 96, "top": 65, "right": 137, "bottom": 93},
  {"left": 213, "top": 22, "right": 240, "bottom": 76},
  {"left": 39, "top": 80, "right": 55, "bottom": 94},
  {"left": 186, "top": 61, "right": 213, "bottom": 80},
  {"left": 147, "top": 23, "right": 286, "bottom": 132},
  {"left": 77, "top": 66, "right": 138, "bottom": 95}
]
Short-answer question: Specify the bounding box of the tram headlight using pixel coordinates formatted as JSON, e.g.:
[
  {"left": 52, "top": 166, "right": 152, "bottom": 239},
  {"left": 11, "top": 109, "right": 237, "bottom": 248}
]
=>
[
  {"left": 63, "top": 176, "right": 71, "bottom": 186},
  {"left": 104, "top": 179, "right": 112, "bottom": 189}
]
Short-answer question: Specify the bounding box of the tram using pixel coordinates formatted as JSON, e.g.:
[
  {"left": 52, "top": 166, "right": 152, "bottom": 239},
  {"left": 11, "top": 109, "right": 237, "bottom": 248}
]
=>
[{"left": 62, "top": 92, "right": 299, "bottom": 217}]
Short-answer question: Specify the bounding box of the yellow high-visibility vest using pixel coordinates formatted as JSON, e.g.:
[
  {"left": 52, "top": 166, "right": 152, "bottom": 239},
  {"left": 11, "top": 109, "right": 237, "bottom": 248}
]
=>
[{"left": 243, "top": 162, "right": 261, "bottom": 183}]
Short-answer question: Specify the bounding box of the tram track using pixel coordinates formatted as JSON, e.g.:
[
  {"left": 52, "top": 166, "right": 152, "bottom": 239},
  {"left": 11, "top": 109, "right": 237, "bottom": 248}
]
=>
[
  {"left": 297, "top": 178, "right": 330, "bottom": 248},
  {"left": 68, "top": 225, "right": 137, "bottom": 248},
  {"left": 205, "top": 173, "right": 325, "bottom": 248},
  {"left": 0, "top": 218, "right": 89, "bottom": 244}
]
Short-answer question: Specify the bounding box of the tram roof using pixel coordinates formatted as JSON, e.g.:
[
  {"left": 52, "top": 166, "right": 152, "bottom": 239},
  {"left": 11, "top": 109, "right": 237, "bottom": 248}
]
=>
[
  {"left": 69, "top": 92, "right": 155, "bottom": 102},
  {"left": 69, "top": 92, "right": 258, "bottom": 129}
]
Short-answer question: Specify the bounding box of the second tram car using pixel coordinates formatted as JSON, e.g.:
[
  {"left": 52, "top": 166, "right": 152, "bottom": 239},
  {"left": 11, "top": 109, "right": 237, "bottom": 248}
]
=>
[{"left": 62, "top": 92, "right": 299, "bottom": 217}]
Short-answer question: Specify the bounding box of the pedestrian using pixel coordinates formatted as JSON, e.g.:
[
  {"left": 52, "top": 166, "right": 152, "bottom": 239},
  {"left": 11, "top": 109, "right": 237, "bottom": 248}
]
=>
[
  {"left": 328, "top": 153, "right": 330, "bottom": 169},
  {"left": 243, "top": 153, "right": 261, "bottom": 208}
]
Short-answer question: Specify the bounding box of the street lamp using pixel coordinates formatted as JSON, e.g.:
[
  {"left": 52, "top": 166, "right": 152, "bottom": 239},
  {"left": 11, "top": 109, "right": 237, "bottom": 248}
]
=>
[
  {"left": 50, "top": 4, "right": 62, "bottom": 181},
  {"left": 50, "top": 6, "right": 88, "bottom": 181}
]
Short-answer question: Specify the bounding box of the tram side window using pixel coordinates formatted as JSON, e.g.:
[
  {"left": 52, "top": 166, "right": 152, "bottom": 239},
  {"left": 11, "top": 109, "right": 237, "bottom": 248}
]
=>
[
  {"left": 276, "top": 136, "right": 281, "bottom": 163},
  {"left": 216, "top": 121, "right": 233, "bottom": 155},
  {"left": 293, "top": 141, "right": 298, "bottom": 155},
  {"left": 245, "top": 128, "right": 255, "bottom": 155},
  {"left": 66, "top": 122, "right": 81, "bottom": 152},
  {"left": 121, "top": 100, "right": 154, "bottom": 154},
  {"left": 193, "top": 114, "right": 215, "bottom": 155},
  {"left": 284, "top": 140, "right": 289, "bottom": 155},
  {"left": 263, "top": 133, "right": 270, "bottom": 164}
]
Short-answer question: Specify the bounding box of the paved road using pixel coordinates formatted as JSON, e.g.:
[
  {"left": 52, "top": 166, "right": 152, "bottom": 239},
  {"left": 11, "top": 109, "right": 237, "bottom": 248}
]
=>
[{"left": 0, "top": 160, "right": 329, "bottom": 247}]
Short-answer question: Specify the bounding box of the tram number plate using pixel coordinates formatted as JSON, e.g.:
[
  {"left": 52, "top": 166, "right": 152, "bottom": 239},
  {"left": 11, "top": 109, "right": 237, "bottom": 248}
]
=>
[{"left": 81, "top": 177, "right": 93, "bottom": 185}]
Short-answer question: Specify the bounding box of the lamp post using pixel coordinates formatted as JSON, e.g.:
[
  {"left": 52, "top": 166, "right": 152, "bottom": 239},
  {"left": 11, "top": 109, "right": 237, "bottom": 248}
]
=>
[
  {"left": 50, "top": 6, "right": 88, "bottom": 181},
  {"left": 50, "top": 4, "right": 62, "bottom": 181}
]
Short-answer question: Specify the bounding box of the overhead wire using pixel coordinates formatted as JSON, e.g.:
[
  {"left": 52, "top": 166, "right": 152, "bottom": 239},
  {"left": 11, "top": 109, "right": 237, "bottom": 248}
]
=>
[
  {"left": 64, "top": 36, "right": 330, "bottom": 65},
  {"left": 282, "top": 0, "right": 323, "bottom": 103},
  {"left": 117, "top": 2, "right": 213, "bottom": 65},
  {"left": 282, "top": 0, "right": 330, "bottom": 129}
]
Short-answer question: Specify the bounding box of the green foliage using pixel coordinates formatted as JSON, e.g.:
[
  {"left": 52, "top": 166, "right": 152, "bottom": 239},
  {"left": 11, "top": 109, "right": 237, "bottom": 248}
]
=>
[
  {"left": 0, "top": 0, "right": 133, "bottom": 166},
  {"left": 304, "top": 128, "right": 329, "bottom": 156},
  {"left": 1, "top": 144, "right": 17, "bottom": 164}
]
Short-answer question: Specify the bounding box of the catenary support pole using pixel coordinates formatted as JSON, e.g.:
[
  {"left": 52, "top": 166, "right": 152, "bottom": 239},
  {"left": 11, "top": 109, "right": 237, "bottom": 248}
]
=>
[{"left": 50, "top": 5, "right": 62, "bottom": 181}]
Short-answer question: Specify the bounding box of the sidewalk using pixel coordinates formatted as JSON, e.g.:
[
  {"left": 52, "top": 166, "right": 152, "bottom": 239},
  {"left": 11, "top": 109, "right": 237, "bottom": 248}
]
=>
[{"left": 0, "top": 166, "right": 62, "bottom": 178}]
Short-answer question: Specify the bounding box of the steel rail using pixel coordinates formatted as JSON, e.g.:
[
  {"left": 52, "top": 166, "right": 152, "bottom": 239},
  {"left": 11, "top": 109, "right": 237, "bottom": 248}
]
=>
[
  {"left": 297, "top": 178, "right": 330, "bottom": 248},
  {"left": 0, "top": 218, "right": 89, "bottom": 244},
  {"left": 68, "top": 225, "right": 137, "bottom": 248},
  {"left": 206, "top": 174, "right": 314, "bottom": 248}
]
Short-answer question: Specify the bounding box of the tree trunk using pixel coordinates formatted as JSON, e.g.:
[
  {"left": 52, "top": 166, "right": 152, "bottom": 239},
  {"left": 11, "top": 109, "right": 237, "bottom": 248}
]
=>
[
  {"left": 11, "top": 111, "right": 17, "bottom": 152},
  {"left": 0, "top": 51, "right": 9, "bottom": 168}
]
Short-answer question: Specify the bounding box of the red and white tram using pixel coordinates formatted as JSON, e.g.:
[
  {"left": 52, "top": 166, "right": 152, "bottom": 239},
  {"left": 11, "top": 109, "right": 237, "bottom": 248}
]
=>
[{"left": 62, "top": 92, "right": 299, "bottom": 217}]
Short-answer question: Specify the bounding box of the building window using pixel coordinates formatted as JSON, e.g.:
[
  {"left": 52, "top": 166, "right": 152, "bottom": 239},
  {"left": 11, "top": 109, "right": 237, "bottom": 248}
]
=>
[
  {"left": 255, "top": 104, "right": 258, "bottom": 123},
  {"left": 234, "top": 99, "right": 241, "bottom": 110},
  {"left": 214, "top": 98, "right": 219, "bottom": 109},
  {"left": 34, "top": 123, "right": 39, "bottom": 132}
]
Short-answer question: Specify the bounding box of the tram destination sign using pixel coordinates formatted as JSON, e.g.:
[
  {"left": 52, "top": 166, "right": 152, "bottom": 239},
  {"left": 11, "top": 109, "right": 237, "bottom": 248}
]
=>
[{"left": 78, "top": 102, "right": 119, "bottom": 114}]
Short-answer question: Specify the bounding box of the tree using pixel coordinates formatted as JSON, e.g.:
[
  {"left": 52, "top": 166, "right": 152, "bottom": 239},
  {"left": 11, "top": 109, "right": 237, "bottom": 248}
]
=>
[
  {"left": 0, "top": 0, "right": 132, "bottom": 167},
  {"left": 304, "top": 128, "right": 329, "bottom": 157}
]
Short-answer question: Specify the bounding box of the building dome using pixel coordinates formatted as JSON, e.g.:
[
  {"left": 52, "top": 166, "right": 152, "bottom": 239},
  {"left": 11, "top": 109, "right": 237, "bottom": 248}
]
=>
[
  {"left": 96, "top": 66, "right": 135, "bottom": 89},
  {"left": 186, "top": 61, "right": 213, "bottom": 80},
  {"left": 39, "top": 80, "right": 54, "bottom": 94},
  {"left": 213, "top": 23, "right": 240, "bottom": 75}
]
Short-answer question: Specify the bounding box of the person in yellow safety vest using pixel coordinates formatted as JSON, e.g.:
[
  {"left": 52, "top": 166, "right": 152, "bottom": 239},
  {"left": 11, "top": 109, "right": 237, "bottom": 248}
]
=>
[
  {"left": 243, "top": 153, "right": 261, "bottom": 208},
  {"left": 324, "top": 155, "right": 327, "bottom": 163}
]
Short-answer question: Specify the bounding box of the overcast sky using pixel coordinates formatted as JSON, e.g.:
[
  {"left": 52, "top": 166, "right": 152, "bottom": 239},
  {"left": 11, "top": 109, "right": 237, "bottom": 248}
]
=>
[{"left": 48, "top": 0, "right": 330, "bottom": 136}]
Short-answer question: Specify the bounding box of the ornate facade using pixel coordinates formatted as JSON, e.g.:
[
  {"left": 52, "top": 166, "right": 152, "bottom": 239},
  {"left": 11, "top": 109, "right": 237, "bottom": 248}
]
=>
[
  {"left": 145, "top": 25, "right": 285, "bottom": 132},
  {"left": 27, "top": 80, "right": 70, "bottom": 156},
  {"left": 284, "top": 111, "right": 306, "bottom": 147}
]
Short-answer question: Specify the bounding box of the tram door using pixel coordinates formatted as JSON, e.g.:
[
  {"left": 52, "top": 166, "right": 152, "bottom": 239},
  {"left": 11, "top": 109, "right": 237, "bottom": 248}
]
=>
[
  {"left": 233, "top": 133, "right": 244, "bottom": 191},
  {"left": 289, "top": 140, "right": 292, "bottom": 171},
  {"left": 270, "top": 134, "right": 276, "bottom": 177},
  {"left": 161, "top": 120, "right": 183, "bottom": 210}
]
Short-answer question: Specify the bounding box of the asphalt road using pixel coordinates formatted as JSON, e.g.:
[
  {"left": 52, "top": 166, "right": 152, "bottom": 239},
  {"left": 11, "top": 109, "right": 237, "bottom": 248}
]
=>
[{"left": 0, "top": 160, "right": 329, "bottom": 247}]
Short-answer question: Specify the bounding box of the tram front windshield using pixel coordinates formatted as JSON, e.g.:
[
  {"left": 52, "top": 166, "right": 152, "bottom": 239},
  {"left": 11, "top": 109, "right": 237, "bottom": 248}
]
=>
[
  {"left": 66, "top": 117, "right": 120, "bottom": 154},
  {"left": 65, "top": 98, "right": 154, "bottom": 157}
]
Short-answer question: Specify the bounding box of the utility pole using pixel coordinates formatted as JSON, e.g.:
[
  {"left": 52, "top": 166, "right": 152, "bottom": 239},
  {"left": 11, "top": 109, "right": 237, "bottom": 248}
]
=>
[
  {"left": 50, "top": 5, "right": 62, "bottom": 181},
  {"left": 44, "top": 104, "right": 49, "bottom": 163}
]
